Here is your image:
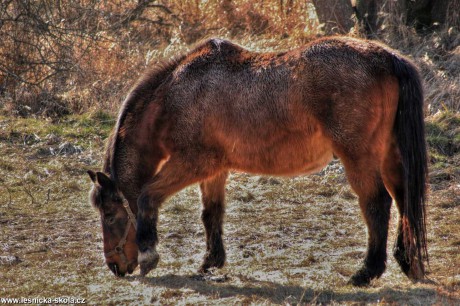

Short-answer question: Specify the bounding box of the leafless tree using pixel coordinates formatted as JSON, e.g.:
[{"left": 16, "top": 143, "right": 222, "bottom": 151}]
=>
[{"left": 0, "top": 0, "right": 177, "bottom": 115}]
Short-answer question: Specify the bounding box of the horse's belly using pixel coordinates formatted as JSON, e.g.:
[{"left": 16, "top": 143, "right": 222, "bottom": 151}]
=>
[{"left": 227, "top": 132, "right": 334, "bottom": 176}]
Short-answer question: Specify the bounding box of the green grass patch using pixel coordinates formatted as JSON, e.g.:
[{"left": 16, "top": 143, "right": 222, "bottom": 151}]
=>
[
  {"left": 50, "top": 112, "right": 115, "bottom": 139},
  {"left": 426, "top": 111, "right": 460, "bottom": 157},
  {"left": 0, "top": 111, "right": 114, "bottom": 148}
]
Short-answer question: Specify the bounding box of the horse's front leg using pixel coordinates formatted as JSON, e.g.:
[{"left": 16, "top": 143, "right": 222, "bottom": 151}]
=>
[
  {"left": 199, "top": 171, "right": 228, "bottom": 273},
  {"left": 136, "top": 190, "right": 163, "bottom": 276},
  {"left": 136, "top": 157, "right": 215, "bottom": 276},
  {"left": 136, "top": 161, "right": 189, "bottom": 276}
]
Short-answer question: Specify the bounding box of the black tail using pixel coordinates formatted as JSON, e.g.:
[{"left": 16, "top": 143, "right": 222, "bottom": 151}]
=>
[{"left": 392, "top": 55, "right": 428, "bottom": 274}]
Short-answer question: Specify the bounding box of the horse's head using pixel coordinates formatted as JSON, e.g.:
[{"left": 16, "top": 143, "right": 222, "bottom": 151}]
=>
[{"left": 87, "top": 170, "right": 138, "bottom": 277}]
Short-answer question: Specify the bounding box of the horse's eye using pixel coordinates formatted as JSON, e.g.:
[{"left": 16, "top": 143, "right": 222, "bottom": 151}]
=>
[{"left": 105, "top": 215, "right": 116, "bottom": 225}]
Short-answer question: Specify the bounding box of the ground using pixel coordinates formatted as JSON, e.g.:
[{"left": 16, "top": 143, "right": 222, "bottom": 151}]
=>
[{"left": 0, "top": 112, "right": 459, "bottom": 305}]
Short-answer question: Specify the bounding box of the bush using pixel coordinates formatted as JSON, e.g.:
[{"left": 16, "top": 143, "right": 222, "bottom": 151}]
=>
[{"left": 0, "top": 0, "right": 458, "bottom": 118}]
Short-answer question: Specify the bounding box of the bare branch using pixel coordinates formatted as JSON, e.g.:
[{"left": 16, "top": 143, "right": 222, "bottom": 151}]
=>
[
  {"left": 24, "top": 184, "right": 36, "bottom": 205},
  {"left": 110, "top": 0, "right": 178, "bottom": 30}
]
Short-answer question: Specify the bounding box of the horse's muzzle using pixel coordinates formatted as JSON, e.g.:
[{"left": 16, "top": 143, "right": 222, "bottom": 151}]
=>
[
  {"left": 108, "top": 261, "right": 137, "bottom": 277},
  {"left": 108, "top": 262, "right": 125, "bottom": 277}
]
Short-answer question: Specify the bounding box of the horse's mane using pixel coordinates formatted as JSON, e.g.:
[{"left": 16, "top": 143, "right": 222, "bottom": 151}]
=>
[{"left": 104, "top": 53, "right": 186, "bottom": 183}]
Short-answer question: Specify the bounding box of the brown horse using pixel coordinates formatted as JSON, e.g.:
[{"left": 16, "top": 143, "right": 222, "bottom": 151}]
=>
[{"left": 87, "top": 36, "right": 428, "bottom": 286}]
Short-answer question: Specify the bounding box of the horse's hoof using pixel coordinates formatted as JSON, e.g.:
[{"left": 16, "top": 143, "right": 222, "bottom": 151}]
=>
[
  {"left": 348, "top": 270, "right": 372, "bottom": 287},
  {"left": 198, "top": 264, "right": 218, "bottom": 275},
  {"left": 138, "top": 249, "right": 159, "bottom": 277},
  {"left": 348, "top": 276, "right": 370, "bottom": 287},
  {"left": 199, "top": 252, "right": 226, "bottom": 274},
  {"left": 199, "top": 262, "right": 224, "bottom": 274},
  {"left": 198, "top": 265, "right": 209, "bottom": 274}
]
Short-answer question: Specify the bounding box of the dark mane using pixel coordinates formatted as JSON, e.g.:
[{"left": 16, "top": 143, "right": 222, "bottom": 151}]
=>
[{"left": 104, "top": 54, "right": 186, "bottom": 183}]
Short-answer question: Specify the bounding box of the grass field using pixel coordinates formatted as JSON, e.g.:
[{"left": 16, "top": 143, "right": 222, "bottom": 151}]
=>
[{"left": 0, "top": 110, "right": 459, "bottom": 305}]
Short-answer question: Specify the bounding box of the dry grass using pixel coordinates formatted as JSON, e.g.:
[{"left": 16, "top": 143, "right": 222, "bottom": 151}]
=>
[{"left": 0, "top": 112, "right": 459, "bottom": 304}]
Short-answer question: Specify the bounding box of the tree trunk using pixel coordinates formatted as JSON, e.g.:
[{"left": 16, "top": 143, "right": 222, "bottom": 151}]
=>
[
  {"left": 354, "top": 0, "right": 384, "bottom": 37},
  {"left": 312, "top": 0, "right": 355, "bottom": 34},
  {"left": 354, "top": 0, "right": 456, "bottom": 36}
]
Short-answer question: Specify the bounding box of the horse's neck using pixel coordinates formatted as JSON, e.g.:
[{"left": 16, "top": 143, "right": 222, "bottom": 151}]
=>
[{"left": 105, "top": 131, "right": 142, "bottom": 204}]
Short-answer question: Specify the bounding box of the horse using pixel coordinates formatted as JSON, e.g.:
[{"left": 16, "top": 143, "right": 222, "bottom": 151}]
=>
[{"left": 87, "top": 36, "right": 428, "bottom": 286}]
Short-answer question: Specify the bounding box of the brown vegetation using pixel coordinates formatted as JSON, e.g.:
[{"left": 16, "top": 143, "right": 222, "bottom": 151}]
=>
[
  {"left": 1, "top": 0, "right": 457, "bottom": 116},
  {"left": 0, "top": 0, "right": 320, "bottom": 116}
]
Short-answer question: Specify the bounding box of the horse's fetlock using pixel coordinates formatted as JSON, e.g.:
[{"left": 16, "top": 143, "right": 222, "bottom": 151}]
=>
[
  {"left": 201, "top": 247, "right": 226, "bottom": 273},
  {"left": 366, "top": 259, "right": 386, "bottom": 278},
  {"left": 136, "top": 223, "right": 157, "bottom": 253}
]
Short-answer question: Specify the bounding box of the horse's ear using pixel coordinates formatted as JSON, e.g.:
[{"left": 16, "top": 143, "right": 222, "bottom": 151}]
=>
[
  {"left": 87, "top": 170, "right": 97, "bottom": 183},
  {"left": 95, "top": 172, "right": 115, "bottom": 190}
]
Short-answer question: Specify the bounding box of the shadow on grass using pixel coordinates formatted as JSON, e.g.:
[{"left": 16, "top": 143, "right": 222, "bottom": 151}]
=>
[{"left": 128, "top": 273, "right": 458, "bottom": 304}]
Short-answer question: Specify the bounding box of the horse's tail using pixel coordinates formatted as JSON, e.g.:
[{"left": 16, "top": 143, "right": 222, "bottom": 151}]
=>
[{"left": 391, "top": 54, "right": 428, "bottom": 274}]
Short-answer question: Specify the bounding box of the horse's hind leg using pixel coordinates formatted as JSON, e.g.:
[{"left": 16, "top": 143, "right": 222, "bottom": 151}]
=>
[
  {"left": 381, "top": 143, "right": 424, "bottom": 280},
  {"left": 199, "top": 171, "right": 228, "bottom": 273},
  {"left": 340, "top": 155, "right": 392, "bottom": 286}
]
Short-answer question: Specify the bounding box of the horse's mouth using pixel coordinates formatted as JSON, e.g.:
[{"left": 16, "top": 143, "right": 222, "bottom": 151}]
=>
[
  {"left": 127, "top": 261, "right": 138, "bottom": 274},
  {"left": 127, "top": 266, "right": 134, "bottom": 275},
  {"left": 108, "top": 263, "right": 128, "bottom": 277},
  {"left": 107, "top": 260, "right": 137, "bottom": 276}
]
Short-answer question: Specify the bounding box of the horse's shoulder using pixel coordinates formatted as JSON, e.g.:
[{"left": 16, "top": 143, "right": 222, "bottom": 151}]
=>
[
  {"left": 185, "top": 38, "right": 246, "bottom": 62},
  {"left": 201, "top": 38, "right": 245, "bottom": 53},
  {"left": 175, "top": 38, "right": 247, "bottom": 76}
]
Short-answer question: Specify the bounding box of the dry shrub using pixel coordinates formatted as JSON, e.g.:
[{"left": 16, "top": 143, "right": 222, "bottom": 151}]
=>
[
  {"left": 0, "top": 0, "right": 322, "bottom": 119},
  {"left": 0, "top": 0, "right": 318, "bottom": 119},
  {"left": 0, "top": 0, "right": 457, "bottom": 118}
]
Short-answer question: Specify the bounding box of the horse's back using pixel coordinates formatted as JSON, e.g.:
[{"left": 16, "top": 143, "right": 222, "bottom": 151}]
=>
[
  {"left": 158, "top": 39, "right": 336, "bottom": 175},
  {"left": 145, "top": 37, "right": 399, "bottom": 176}
]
